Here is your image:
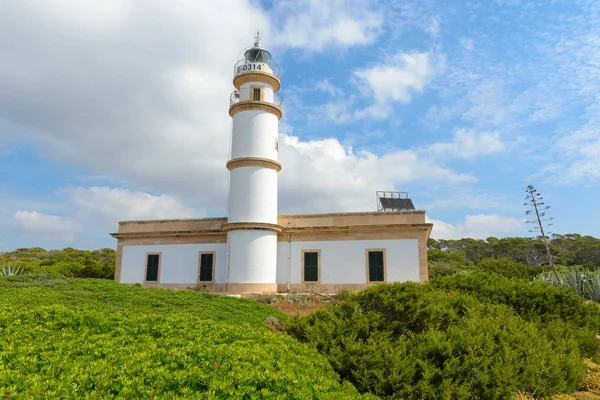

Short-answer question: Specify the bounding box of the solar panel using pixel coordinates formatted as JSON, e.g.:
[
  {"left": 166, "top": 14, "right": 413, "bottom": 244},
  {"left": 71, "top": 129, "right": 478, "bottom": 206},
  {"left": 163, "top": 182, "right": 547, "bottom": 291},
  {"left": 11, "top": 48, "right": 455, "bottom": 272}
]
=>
[{"left": 378, "top": 197, "right": 415, "bottom": 211}]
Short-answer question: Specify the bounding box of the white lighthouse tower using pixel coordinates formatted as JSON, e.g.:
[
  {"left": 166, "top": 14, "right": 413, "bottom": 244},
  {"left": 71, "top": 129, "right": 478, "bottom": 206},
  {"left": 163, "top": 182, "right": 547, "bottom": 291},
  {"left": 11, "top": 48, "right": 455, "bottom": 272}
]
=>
[{"left": 223, "top": 33, "right": 283, "bottom": 293}]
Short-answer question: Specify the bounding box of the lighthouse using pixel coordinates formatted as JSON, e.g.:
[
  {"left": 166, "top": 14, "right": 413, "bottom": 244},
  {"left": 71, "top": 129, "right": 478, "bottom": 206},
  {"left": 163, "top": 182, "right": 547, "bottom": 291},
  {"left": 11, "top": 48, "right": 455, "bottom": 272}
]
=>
[
  {"left": 223, "top": 33, "right": 283, "bottom": 293},
  {"left": 112, "top": 34, "right": 432, "bottom": 294}
]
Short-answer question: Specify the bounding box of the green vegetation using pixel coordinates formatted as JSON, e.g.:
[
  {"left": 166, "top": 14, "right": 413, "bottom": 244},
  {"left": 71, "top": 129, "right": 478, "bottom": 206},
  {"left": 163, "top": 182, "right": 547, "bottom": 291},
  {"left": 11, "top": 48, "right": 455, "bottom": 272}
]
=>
[
  {"left": 428, "top": 234, "right": 600, "bottom": 268},
  {"left": 0, "top": 265, "right": 22, "bottom": 277},
  {"left": 286, "top": 274, "right": 600, "bottom": 399},
  {"left": 427, "top": 235, "right": 600, "bottom": 295},
  {"left": 0, "top": 247, "right": 116, "bottom": 279},
  {"left": 2, "top": 234, "right": 599, "bottom": 398},
  {"left": 537, "top": 268, "right": 600, "bottom": 303},
  {"left": 0, "top": 276, "right": 372, "bottom": 399}
]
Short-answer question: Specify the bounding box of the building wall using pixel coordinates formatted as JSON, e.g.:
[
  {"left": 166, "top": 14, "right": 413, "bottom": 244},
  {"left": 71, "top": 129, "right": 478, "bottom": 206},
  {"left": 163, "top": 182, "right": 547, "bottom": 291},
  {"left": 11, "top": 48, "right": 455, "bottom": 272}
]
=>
[
  {"left": 276, "top": 239, "right": 420, "bottom": 285},
  {"left": 227, "top": 230, "right": 278, "bottom": 283},
  {"left": 118, "top": 238, "right": 419, "bottom": 290},
  {"left": 230, "top": 109, "right": 278, "bottom": 160},
  {"left": 227, "top": 167, "right": 278, "bottom": 223},
  {"left": 120, "top": 243, "right": 227, "bottom": 284}
]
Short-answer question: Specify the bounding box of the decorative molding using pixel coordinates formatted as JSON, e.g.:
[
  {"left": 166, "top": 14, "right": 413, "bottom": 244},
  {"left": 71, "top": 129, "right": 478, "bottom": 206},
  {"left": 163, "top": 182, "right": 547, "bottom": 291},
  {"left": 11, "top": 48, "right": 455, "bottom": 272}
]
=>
[
  {"left": 222, "top": 222, "right": 283, "bottom": 233},
  {"left": 111, "top": 230, "right": 225, "bottom": 239},
  {"left": 226, "top": 157, "right": 282, "bottom": 172},
  {"left": 233, "top": 71, "right": 280, "bottom": 92},
  {"left": 134, "top": 282, "right": 277, "bottom": 294},
  {"left": 229, "top": 100, "right": 282, "bottom": 119}
]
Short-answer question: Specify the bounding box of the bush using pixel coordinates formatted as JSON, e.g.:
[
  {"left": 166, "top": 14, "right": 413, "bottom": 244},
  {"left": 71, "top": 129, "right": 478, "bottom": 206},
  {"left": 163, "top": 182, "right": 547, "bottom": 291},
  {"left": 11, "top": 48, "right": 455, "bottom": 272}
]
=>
[
  {"left": 0, "top": 247, "right": 116, "bottom": 279},
  {"left": 428, "top": 260, "right": 463, "bottom": 279},
  {"left": 286, "top": 283, "right": 587, "bottom": 399},
  {"left": 0, "top": 277, "right": 373, "bottom": 398},
  {"left": 431, "top": 272, "right": 600, "bottom": 357},
  {"left": 431, "top": 273, "right": 600, "bottom": 332},
  {"left": 474, "top": 257, "right": 535, "bottom": 280}
]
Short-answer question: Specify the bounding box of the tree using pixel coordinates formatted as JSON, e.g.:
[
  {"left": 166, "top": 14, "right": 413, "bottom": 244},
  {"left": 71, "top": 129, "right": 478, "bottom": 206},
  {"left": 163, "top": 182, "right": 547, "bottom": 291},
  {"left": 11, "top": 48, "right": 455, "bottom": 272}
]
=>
[{"left": 524, "top": 185, "right": 558, "bottom": 280}]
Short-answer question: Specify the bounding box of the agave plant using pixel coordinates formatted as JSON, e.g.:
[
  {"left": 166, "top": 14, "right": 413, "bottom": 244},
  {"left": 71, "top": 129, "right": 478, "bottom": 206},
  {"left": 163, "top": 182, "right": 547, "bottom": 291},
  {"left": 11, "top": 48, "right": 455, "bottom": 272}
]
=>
[
  {"left": 0, "top": 265, "right": 23, "bottom": 277},
  {"left": 536, "top": 267, "right": 600, "bottom": 303},
  {"left": 584, "top": 272, "right": 600, "bottom": 303}
]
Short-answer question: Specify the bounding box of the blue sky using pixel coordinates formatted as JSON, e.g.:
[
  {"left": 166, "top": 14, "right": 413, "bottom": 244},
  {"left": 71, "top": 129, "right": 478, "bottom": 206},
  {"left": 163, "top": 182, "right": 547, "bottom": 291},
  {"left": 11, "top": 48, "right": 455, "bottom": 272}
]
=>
[{"left": 0, "top": 0, "right": 599, "bottom": 251}]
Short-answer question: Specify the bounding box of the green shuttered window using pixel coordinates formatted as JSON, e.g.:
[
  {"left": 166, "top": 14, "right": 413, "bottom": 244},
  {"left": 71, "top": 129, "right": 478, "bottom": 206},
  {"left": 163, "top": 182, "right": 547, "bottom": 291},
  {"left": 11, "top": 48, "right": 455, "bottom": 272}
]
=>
[
  {"left": 199, "top": 253, "right": 214, "bottom": 282},
  {"left": 368, "top": 251, "right": 385, "bottom": 282},
  {"left": 145, "top": 254, "right": 160, "bottom": 282},
  {"left": 303, "top": 251, "right": 319, "bottom": 282}
]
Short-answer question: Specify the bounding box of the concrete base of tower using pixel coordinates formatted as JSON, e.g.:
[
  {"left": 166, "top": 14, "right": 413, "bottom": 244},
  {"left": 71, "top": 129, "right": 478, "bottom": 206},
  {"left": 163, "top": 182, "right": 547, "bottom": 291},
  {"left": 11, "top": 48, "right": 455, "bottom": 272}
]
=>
[{"left": 227, "top": 229, "right": 278, "bottom": 284}]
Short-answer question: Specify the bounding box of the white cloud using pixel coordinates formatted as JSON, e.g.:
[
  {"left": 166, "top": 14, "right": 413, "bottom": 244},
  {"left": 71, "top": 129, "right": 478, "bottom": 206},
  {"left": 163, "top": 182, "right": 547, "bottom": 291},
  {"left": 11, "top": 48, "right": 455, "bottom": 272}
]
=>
[
  {"left": 541, "top": 125, "right": 600, "bottom": 184},
  {"left": 424, "top": 189, "right": 513, "bottom": 212},
  {"left": 426, "top": 129, "right": 506, "bottom": 159},
  {"left": 61, "top": 186, "right": 198, "bottom": 221},
  {"left": 279, "top": 133, "right": 475, "bottom": 213},
  {"left": 12, "top": 211, "right": 82, "bottom": 241},
  {"left": 314, "top": 80, "right": 342, "bottom": 97},
  {"left": 271, "top": 0, "right": 383, "bottom": 51},
  {"left": 354, "top": 52, "right": 444, "bottom": 118},
  {"left": 428, "top": 214, "right": 523, "bottom": 239},
  {"left": 0, "top": 0, "right": 269, "bottom": 213},
  {"left": 3, "top": 187, "right": 200, "bottom": 246}
]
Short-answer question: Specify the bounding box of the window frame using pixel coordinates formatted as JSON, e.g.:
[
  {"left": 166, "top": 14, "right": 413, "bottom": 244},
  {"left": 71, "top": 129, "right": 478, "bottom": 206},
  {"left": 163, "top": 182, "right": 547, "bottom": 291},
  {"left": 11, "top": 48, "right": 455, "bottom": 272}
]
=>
[
  {"left": 198, "top": 251, "right": 216, "bottom": 283},
  {"left": 144, "top": 252, "right": 162, "bottom": 283},
  {"left": 251, "top": 86, "right": 263, "bottom": 101},
  {"left": 301, "top": 250, "right": 321, "bottom": 284},
  {"left": 366, "top": 249, "right": 386, "bottom": 283}
]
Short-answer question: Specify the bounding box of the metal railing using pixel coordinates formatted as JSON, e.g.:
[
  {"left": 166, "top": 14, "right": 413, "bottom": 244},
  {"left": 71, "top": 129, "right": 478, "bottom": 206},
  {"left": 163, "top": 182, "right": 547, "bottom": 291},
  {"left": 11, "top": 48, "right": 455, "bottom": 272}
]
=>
[
  {"left": 230, "top": 90, "right": 283, "bottom": 108},
  {"left": 233, "top": 60, "right": 281, "bottom": 78}
]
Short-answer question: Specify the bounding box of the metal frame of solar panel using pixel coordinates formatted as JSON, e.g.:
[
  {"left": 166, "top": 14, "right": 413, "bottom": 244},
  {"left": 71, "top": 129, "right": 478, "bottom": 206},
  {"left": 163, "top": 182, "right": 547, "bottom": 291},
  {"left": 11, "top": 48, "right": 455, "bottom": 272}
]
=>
[{"left": 376, "top": 191, "right": 415, "bottom": 212}]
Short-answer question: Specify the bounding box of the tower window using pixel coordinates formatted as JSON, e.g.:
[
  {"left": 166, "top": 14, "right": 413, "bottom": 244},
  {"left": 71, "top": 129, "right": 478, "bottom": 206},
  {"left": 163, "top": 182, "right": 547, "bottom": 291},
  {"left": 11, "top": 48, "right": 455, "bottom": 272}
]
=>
[
  {"left": 199, "top": 252, "right": 215, "bottom": 282},
  {"left": 253, "top": 88, "right": 261, "bottom": 101},
  {"left": 145, "top": 253, "right": 161, "bottom": 282},
  {"left": 367, "top": 250, "right": 385, "bottom": 282},
  {"left": 302, "top": 250, "right": 320, "bottom": 283}
]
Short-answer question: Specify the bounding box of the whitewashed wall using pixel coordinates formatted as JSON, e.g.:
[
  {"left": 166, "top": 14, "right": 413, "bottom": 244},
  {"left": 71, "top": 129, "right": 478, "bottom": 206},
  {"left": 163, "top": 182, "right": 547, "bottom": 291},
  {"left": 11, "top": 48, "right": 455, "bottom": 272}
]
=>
[
  {"left": 227, "top": 230, "right": 278, "bottom": 283},
  {"left": 119, "top": 239, "right": 419, "bottom": 286},
  {"left": 230, "top": 110, "right": 278, "bottom": 160},
  {"left": 120, "top": 244, "right": 227, "bottom": 284},
  {"left": 276, "top": 239, "right": 420, "bottom": 284},
  {"left": 227, "top": 167, "right": 278, "bottom": 223}
]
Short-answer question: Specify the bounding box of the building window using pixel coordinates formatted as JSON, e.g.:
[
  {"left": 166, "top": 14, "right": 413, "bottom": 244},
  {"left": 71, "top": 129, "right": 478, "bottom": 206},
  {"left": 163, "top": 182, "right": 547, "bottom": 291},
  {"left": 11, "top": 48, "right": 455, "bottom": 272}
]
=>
[
  {"left": 145, "top": 253, "right": 161, "bottom": 282},
  {"left": 199, "top": 252, "right": 215, "bottom": 282},
  {"left": 253, "top": 88, "right": 261, "bottom": 101},
  {"left": 302, "top": 250, "right": 320, "bottom": 283},
  {"left": 367, "top": 250, "right": 385, "bottom": 282}
]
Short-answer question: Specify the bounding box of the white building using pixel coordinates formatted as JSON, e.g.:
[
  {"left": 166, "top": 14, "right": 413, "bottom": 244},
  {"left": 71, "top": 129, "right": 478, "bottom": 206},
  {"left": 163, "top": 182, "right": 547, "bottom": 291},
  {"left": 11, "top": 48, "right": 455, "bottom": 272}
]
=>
[{"left": 111, "top": 36, "right": 433, "bottom": 293}]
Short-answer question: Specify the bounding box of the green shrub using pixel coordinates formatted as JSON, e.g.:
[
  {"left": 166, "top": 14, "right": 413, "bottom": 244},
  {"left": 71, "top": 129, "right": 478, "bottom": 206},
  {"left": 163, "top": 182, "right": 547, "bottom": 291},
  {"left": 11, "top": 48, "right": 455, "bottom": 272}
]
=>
[
  {"left": 474, "top": 257, "right": 535, "bottom": 280},
  {"left": 0, "top": 247, "right": 115, "bottom": 279},
  {"left": 428, "top": 260, "right": 463, "bottom": 279},
  {"left": 431, "top": 272, "right": 600, "bottom": 333},
  {"left": 0, "top": 306, "right": 370, "bottom": 399},
  {"left": 0, "top": 277, "right": 373, "bottom": 398},
  {"left": 286, "top": 283, "right": 587, "bottom": 399}
]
